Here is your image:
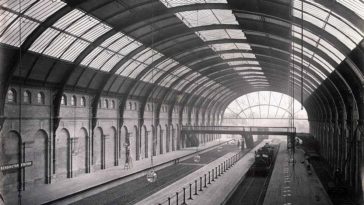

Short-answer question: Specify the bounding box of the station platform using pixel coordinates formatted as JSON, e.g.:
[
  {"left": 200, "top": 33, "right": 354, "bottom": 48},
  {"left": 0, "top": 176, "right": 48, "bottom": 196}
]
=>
[
  {"left": 263, "top": 142, "right": 333, "bottom": 205},
  {"left": 135, "top": 140, "right": 268, "bottom": 205},
  {"left": 5, "top": 140, "right": 225, "bottom": 205}
]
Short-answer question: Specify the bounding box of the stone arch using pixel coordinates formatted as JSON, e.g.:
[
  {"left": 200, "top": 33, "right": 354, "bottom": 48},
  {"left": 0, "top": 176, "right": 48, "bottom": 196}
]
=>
[
  {"left": 74, "top": 128, "right": 87, "bottom": 175},
  {"left": 93, "top": 127, "right": 103, "bottom": 170},
  {"left": 32, "top": 129, "right": 48, "bottom": 184},
  {"left": 1, "top": 131, "right": 21, "bottom": 194},
  {"left": 105, "top": 126, "right": 116, "bottom": 168},
  {"left": 56, "top": 128, "right": 70, "bottom": 179},
  {"left": 134, "top": 125, "right": 140, "bottom": 160}
]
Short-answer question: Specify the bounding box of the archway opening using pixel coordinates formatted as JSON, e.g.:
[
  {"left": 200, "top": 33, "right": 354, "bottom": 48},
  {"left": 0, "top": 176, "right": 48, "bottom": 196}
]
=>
[{"left": 223, "top": 91, "right": 309, "bottom": 133}]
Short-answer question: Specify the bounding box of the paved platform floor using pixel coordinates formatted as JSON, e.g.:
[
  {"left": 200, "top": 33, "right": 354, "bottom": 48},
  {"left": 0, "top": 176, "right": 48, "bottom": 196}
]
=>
[
  {"left": 263, "top": 142, "right": 333, "bottom": 205},
  {"left": 135, "top": 140, "right": 268, "bottom": 205},
  {"left": 5, "top": 141, "right": 224, "bottom": 205}
]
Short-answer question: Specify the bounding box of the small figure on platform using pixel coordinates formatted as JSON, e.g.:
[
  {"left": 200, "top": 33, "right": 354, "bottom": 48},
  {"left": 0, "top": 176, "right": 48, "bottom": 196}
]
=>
[{"left": 237, "top": 140, "right": 240, "bottom": 148}]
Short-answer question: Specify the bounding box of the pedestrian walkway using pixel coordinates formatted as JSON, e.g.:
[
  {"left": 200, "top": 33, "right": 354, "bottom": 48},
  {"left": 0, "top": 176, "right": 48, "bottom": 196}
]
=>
[
  {"left": 135, "top": 140, "right": 268, "bottom": 205},
  {"left": 263, "top": 142, "right": 333, "bottom": 205},
  {"left": 6, "top": 141, "right": 225, "bottom": 205}
]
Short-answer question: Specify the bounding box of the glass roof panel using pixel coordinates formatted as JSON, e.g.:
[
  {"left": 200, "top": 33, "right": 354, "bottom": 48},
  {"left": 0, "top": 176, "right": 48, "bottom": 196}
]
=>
[
  {"left": 0, "top": 17, "right": 39, "bottom": 46},
  {"left": 101, "top": 33, "right": 123, "bottom": 47},
  {"left": 81, "top": 46, "right": 103, "bottom": 66},
  {"left": 61, "top": 39, "right": 90, "bottom": 62},
  {"left": 161, "top": 0, "right": 227, "bottom": 8},
  {"left": 327, "top": 15, "right": 363, "bottom": 44},
  {"left": 142, "top": 68, "right": 165, "bottom": 83},
  {"left": 100, "top": 54, "right": 123, "bottom": 72},
  {"left": 89, "top": 50, "right": 114, "bottom": 69},
  {"left": 53, "top": 9, "right": 84, "bottom": 30},
  {"left": 127, "top": 62, "right": 147, "bottom": 79},
  {"left": 65, "top": 15, "right": 99, "bottom": 37},
  {"left": 324, "top": 24, "right": 356, "bottom": 49},
  {"left": 43, "top": 34, "right": 76, "bottom": 58},
  {"left": 1, "top": 0, "right": 37, "bottom": 12},
  {"left": 82, "top": 23, "right": 111, "bottom": 42},
  {"left": 29, "top": 28, "right": 60, "bottom": 53},
  {"left": 337, "top": 0, "right": 364, "bottom": 20},
  {"left": 0, "top": 10, "right": 17, "bottom": 34},
  {"left": 24, "top": 0, "right": 66, "bottom": 21}
]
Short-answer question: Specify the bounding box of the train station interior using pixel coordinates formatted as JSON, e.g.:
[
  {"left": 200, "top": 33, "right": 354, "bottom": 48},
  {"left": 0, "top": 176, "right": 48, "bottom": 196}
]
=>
[{"left": 0, "top": 0, "right": 364, "bottom": 204}]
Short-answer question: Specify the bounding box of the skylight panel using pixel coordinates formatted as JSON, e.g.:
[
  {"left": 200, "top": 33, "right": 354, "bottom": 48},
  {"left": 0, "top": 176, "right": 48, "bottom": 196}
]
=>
[
  {"left": 101, "top": 33, "right": 124, "bottom": 47},
  {"left": 81, "top": 47, "right": 103, "bottom": 66},
  {"left": 227, "top": 30, "right": 246, "bottom": 39},
  {"left": 156, "top": 59, "right": 179, "bottom": 71},
  {"left": 313, "top": 55, "right": 335, "bottom": 72},
  {"left": 120, "top": 61, "right": 142, "bottom": 77},
  {"left": 319, "top": 40, "right": 345, "bottom": 61},
  {"left": 324, "top": 24, "right": 356, "bottom": 49},
  {"left": 1, "top": 0, "right": 36, "bottom": 12},
  {"left": 43, "top": 34, "right": 76, "bottom": 58},
  {"left": 128, "top": 63, "right": 147, "bottom": 79},
  {"left": 0, "top": 10, "right": 17, "bottom": 34},
  {"left": 142, "top": 68, "right": 165, "bottom": 83},
  {"left": 213, "top": 10, "right": 238, "bottom": 24},
  {"left": 118, "top": 41, "right": 141, "bottom": 56},
  {"left": 100, "top": 54, "right": 123, "bottom": 72},
  {"left": 337, "top": 0, "right": 364, "bottom": 20},
  {"left": 29, "top": 28, "right": 60, "bottom": 53},
  {"left": 220, "top": 53, "right": 244, "bottom": 59},
  {"left": 197, "top": 29, "right": 230, "bottom": 41},
  {"left": 317, "top": 44, "right": 341, "bottom": 64},
  {"left": 175, "top": 79, "right": 190, "bottom": 91},
  {"left": 327, "top": 15, "right": 363, "bottom": 44},
  {"left": 160, "top": 0, "right": 227, "bottom": 8},
  {"left": 61, "top": 39, "right": 89, "bottom": 62},
  {"left": 65, "top": 15, "right": 99, "bottom": 37},
  {"left": 24, "top": 0, "right": 66, "bottom": 21},
  {"left": 160, "top": 75, "right": 179, "bottom": 87},
  {"left": 89, "top": 50, "right": 113, "bottom": 69},
  {"left": 234, "top": 67, "right": 262, "bottom": 71},
  {"left": 108, "top": 35, "right": 134, "bottom": 52},
  {"left": 0, "top": 17, "right": 39, "bottom": 46},
  {"left": 53, "top": 9, "right": 84, "bottom": 30},
  {"left": 82, "top": 23, "right": 111, "bottom": 42}
]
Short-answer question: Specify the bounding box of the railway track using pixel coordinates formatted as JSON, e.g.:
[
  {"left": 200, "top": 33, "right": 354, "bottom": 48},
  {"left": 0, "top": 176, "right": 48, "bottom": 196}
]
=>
[{"left": 226, "top": 144, "right": 280, "bottom": 205}]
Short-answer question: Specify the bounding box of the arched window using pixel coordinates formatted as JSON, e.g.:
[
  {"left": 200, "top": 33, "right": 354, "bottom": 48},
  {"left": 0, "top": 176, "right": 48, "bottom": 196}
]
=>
[
  {"left": 80, "top": 97, "right": 86, "bottom": 107},
  {"left": 23, "top": 90, "right": 31, "bottom": 104},
  {"left": 111, "top": 100, "right": 115, "bottom": 109},
  {"left": 129, "top": 102, "right": 132, "bottom": 110},
  {"left": 7, "top": 89, "right": 16, "bottom": 103},
  {"left": 37, "top": 92, "right": 45, "bottom": 104},
  {"left": 61, "top": 95, "right": 67, "bottom": 105},
  {"left": 104, "top": 99, "right": 109, "bottom": 109},
  {"left": 71, "top": 95, "right": 77, "bottom": 106}
]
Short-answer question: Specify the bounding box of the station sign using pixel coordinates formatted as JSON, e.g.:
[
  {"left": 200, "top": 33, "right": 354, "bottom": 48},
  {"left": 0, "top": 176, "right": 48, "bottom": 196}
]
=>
[{"left": 0, "top": 161, "right": 32, "bottom": 171}]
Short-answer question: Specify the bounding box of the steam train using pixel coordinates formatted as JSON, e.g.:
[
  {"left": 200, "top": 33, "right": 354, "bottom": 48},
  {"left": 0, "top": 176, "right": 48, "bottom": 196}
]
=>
[{"left": 248, "top": 143, "right": 275, "bottom": 176}]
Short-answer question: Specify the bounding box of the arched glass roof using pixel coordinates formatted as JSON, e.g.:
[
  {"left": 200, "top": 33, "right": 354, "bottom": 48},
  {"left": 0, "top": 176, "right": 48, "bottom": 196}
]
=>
[
  {"left": 1, "top": 0, "right": 364, "bottom": 107},
  {"left": 224, "top": 91, "right": 308, "bottom": 119}
]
